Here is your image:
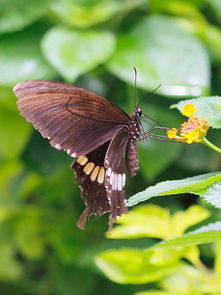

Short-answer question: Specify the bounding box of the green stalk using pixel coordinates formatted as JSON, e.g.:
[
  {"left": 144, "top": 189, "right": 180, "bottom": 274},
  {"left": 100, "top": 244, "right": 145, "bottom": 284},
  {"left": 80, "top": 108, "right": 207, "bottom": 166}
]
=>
[{"left": 202, "top": 138, "right": 221, "bottom": 154}]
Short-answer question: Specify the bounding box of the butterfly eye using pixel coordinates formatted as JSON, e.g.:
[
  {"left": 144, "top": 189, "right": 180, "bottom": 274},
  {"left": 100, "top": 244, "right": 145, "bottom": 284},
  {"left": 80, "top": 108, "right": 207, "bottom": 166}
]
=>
[{"left": 137, "top": 108, "right": 142, "bottom": 117}]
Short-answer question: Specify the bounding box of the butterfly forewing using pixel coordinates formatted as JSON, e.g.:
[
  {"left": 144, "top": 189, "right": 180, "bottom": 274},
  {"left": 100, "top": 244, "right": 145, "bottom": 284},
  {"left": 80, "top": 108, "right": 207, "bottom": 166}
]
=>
[
  {"left": 14, "top": 80, "right": 130, "bottom": 122},
  {"left": 14, "top": 80, "right": 130, "bottom": 157}
]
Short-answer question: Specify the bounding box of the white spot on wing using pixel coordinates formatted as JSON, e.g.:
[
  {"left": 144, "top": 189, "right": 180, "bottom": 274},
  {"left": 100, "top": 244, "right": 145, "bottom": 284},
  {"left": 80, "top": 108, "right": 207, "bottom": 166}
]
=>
[
  {"left": 122, "top": 174, "right": 126, "bottom": 187},
  {"left": 112, "top": 174, "right": 116, "bottom": 190},
  {"left": 110, "top": 172, "right": 114, "bottom": 185},
  {"left": 106, "top": 168, "right": 111, "bottom": 176},
  {"left": 114, "top": 174, "right": 118, "bottom": 191},
  {"left": 117, "top": 174, "right": 122, "bottom": 191},
  {"left": 55, "top": 143, "right": 61, "bottom": 150},
  {"left": 13, "top": 83, "right": 20, "bottom": 92}
]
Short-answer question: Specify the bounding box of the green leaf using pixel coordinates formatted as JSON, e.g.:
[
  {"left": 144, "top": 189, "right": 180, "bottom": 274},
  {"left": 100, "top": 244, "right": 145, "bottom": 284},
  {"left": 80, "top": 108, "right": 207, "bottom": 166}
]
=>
[
  {"left": 199, "top": 181, "right": 221, "bottom": 208},
  {"left": 152, "top": 221, "right": 221, "bottom": 249},
  {"left": 97, "top": 222, "right": 221, "bottom": 284},
  {"left": 139, "top": 104, "right": 183, "bottom": 180},
  {"left": 107, "top": 205, "right": 172, "bottom": 239},
  {"left": 96, "top": 215, "right": 216, "bottom": 284},
  {"left": 134, "top": 291, "right": 170, "bottom": 295},
  {"left": 214, "top": 240, "right": 221, "bottom": 277},
  {"left": 0, "top": 91, "right": 31, "bottom": 160},
  {"left": 15, "top": 209, "right": 45, "bottom": 259},
  {"left": 0, "top": 28, "right": 55, "bottom": 87},
  {"left": 200, "top": 23, "right": 221, "bottom": 62},
  {"left": 95, "top": 244, "right": 199, "bottom": 285},
  {"left": 107, "top": 205, "right": 209, "bottom": 239},
  {"left": 107, "top": 15, "right": 210, "bottom": 97},
  {"left": 161, "top": 264, "right": 217, "bottom": 294},
  {"left": 207, "top": 0, "right": 221, "bottom": 24},
  {"left": 47, "top": 216, "right": 82, "bottom": 263},
  {"left": 95, "top": 247, "right": 182, "bottom": 284},
  {"left": 183, "top": 245, "right": 200, "bottom": 266},
  {"left": 50, "top": 264, "right": 96, "bottom": 295},
  {"left": 150, "top": 0, "right": 204, "bottom": 12},
  {"left": 171, "top": 205, "right": 210, "bottom": 237},
  {"left": 173, "top": 14, "right": 221, "bottom": 62},
  {"left": 0, "top": 0, "right": 50, "bottom": 33},
  {"left": 143, "top": 246, "right": 198, "bottom": 267},
  {"left": 0, "top": 242, "right": 22, "bottom": 280},
  {"left": 50, "top": 0, "right": 146, "bottom": 28},
  {"left": 0, "top": 160, "right": 40, "bottom": 202},
  {"left": 172, "top": 96, "right": 221, "bottom": 128},
  {"left": 150, "top": 1, "right": 221, "bottom": 62},
  {"left": 127, "top": 171, "right": 221, "bottom": 207},
  {"left": 41, "top": 26, "right": 115, "bottom": 82},
  {"left": 0, "top": 161, "right": 24, "bottom": 201}
]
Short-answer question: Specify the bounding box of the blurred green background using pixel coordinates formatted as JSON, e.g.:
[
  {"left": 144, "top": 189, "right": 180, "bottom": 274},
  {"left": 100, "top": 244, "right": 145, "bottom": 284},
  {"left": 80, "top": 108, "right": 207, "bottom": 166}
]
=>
[{"left": 0, "top": 0, "right": 221, "bottom": 294}]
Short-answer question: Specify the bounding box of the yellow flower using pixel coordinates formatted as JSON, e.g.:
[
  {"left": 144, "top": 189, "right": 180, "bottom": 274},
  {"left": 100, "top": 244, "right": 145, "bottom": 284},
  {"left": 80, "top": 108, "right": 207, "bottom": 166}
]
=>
[
  {"left": 181, "top": 103, "right": 197, "bottom": 117},
  {"left": 167, "top": 116, "right": 209, "bottom": 144},
  {"left": 167, "top": 128, "right": 178, "bottom": 139},
  {"left": 182, "top": 129, "right": 200, "bottom": 144}
]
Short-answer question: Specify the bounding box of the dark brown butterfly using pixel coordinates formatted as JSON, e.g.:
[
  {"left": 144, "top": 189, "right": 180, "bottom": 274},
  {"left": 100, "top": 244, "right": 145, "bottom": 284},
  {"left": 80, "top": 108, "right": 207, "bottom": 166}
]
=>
[{"left": 13, "top": 80, "right": 149, "bottom": 230}]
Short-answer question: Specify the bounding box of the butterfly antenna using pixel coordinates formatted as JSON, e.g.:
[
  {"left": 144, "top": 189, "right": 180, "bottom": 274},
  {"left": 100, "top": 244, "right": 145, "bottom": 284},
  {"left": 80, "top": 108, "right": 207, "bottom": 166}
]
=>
[
  {"left": 133, "top": 67, "right": 137, "bottom": 107},
  {"left": 143, "top": 114, "right": 162, "bottom": 127},
  {"left": 137, "top": 84, "right": 162, "bottom": 107}
]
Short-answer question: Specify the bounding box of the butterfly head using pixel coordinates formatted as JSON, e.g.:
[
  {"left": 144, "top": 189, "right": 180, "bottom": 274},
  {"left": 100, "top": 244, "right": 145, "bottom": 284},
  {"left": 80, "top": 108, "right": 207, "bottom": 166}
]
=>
[
  {"left": 136, "top": 107, "right": 142, "bottom": 117},
  {"left": 133, "top": 107, "right": 142, "bottom": 118}
]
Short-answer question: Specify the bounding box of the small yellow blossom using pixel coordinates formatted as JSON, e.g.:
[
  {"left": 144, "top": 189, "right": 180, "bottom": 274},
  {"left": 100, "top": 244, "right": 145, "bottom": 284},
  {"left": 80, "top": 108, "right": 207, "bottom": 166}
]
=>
[
  {"left": 167, "top": 116, "right": 209, "bottom": 144},
  {"left": 181, "top": 103, "right": 197, "bottom": 117},
  {"left": 167, "top": 128, "right": 178, "bottom": 139},
  {"left": 182, "top": 130, "right": 200, "bottom": 144}
]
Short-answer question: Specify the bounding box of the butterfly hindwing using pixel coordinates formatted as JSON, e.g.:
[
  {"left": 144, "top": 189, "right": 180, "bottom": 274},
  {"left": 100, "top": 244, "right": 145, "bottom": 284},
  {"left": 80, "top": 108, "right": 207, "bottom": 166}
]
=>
[
  {"left": 104, "top": 127, "right": 130, "bottom": 228},
  {"left": 72, "top": 127, "right": 131, "bottom": 230},
  {"left": 72, "top": 142, "right": 110, "bottom": 229}
]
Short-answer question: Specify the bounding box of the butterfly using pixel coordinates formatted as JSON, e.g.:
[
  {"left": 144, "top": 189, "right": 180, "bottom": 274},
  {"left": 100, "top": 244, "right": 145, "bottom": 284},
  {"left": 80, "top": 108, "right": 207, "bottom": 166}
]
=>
[{"left": 13, "top": 80, "right": 155, "bottom": 230}]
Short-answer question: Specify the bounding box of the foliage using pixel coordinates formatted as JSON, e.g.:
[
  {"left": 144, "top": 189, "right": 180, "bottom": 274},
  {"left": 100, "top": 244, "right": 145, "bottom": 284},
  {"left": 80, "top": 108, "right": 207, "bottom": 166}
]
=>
[
  {"left": 96, "top": 205, "right": 221, "bottom": 293},
  {"left": 0, "top": 0, "right": 221, "bottom": 294},
  {"left": 127, "top": 171, "right": 221, "bottom": 207}
]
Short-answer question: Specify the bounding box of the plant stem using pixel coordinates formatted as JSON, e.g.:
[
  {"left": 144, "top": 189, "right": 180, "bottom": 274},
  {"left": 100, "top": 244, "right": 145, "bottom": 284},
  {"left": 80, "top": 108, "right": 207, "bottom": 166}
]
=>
[{"left": 202, "top": 138, "right": 221, "bottom": 154}]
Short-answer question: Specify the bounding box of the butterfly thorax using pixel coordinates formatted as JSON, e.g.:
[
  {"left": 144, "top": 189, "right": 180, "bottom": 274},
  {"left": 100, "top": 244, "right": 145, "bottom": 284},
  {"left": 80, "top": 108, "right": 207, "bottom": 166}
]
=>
[{"left": 129, "top": 107, "right": 142, "bottom": 142}]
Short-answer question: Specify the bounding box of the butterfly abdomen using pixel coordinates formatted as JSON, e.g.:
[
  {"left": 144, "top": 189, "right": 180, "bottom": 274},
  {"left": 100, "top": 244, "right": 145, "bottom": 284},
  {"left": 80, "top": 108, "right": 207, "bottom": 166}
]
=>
[{"left": 126, "top": 141, "right": 139, "bottom": 177}]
